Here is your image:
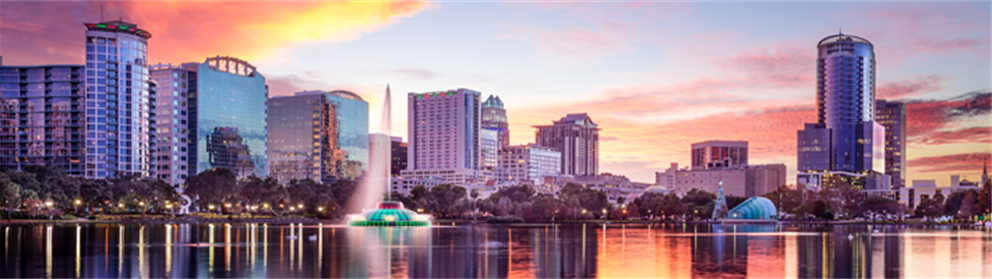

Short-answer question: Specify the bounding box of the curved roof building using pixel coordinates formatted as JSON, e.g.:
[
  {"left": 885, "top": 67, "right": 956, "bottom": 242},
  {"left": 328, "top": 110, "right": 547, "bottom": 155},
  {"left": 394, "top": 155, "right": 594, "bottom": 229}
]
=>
[{"left": 727, "top": 196, "right": 777, "bottom": 220}]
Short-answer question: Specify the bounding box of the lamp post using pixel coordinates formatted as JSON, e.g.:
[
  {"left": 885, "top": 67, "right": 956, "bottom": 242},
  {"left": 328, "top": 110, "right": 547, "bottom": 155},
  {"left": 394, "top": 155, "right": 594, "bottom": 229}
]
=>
[
  {"left": 74, "top": 200, "right": 81, "bottom": 214},
  {"left": 45, "top": 201, "right": 54, "bottom": 223}
]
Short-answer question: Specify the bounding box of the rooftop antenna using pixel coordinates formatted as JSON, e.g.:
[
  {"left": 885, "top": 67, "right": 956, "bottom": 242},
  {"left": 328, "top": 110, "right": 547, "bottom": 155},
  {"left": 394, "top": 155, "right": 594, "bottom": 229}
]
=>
[
  {"left": 839, "top": 28, "right": 843, "bottom": 35},
  {"left": 100, "top": 2, "right": 104, "bottom": 22}
]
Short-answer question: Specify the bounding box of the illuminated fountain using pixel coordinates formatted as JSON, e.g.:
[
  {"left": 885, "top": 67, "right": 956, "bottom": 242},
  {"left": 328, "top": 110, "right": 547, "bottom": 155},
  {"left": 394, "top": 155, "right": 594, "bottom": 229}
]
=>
[{"left": 349, "top": 85, "right": 432, "bottom": 226}]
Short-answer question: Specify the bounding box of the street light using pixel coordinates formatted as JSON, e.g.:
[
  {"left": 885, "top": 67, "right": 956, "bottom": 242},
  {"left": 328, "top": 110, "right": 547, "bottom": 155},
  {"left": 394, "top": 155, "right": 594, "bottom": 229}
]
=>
[
  {"left": 318, "top": 207, "right": 324, "bottom": 212},
  {"left": 74, "top": 199, "right": 81, "bottom": 214}
]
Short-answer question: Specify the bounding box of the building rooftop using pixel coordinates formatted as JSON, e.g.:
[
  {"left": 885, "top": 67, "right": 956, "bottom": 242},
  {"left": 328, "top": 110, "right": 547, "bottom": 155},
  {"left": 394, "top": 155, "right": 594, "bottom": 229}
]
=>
[
  {"left": 817, "top": 32, "right": 872, "bottom": 47},
  {"left": 84, "top": 20, "right": 151, "bottom": 39}
]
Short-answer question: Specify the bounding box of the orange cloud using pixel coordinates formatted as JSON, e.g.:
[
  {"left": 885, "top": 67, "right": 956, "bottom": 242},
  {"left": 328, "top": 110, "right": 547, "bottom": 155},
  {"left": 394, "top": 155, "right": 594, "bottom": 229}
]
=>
[{"left": 0, "top": 1, "right": 431, "bottom": 65}]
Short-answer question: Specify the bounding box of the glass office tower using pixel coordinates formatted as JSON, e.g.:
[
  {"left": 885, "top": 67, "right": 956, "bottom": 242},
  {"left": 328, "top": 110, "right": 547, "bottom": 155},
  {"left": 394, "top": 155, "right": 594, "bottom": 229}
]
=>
[
  {"left": 189, "top": 56, "right": 268, "bottom": 178},
  {"left": 83, "top": 20, "right": 155, "bottom": 178},
  {"left": 814, "top": 33, "right": 884, "bottom": 173},
  {"left": 0, "top": 64, "right": 86, "bottom": 175},
  {"left": 267, "top": 90, "right": 368, "bottom": 184}
]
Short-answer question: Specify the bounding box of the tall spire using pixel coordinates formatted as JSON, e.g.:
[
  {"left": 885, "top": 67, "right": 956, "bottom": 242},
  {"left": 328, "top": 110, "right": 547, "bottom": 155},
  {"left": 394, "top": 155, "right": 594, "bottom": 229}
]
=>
[{"left": 381, "top": 84, "right": 391, "bottom": 135}]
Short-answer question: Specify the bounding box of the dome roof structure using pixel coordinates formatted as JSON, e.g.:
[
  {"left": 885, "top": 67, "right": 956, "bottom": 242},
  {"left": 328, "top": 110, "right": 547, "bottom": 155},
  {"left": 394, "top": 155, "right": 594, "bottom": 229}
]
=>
[
  {"left": 348, "top": 201, "right": 431, "bottom": 226},
  {"left": 727, "top": 197, "right": 777, "bottom": 220}
]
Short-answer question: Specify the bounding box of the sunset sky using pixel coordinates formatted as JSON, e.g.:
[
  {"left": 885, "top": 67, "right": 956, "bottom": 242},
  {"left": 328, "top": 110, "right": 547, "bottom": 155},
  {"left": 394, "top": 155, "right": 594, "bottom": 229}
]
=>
[{"left": 2, "top": 1, "right": 989, "bottom": 186}]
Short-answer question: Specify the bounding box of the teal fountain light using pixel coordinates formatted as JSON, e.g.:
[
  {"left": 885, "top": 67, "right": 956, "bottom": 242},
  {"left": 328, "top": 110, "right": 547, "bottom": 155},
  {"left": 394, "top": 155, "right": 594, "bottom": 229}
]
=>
[{"left": 348, "top": 201, "right": 432, "bottom": 227}]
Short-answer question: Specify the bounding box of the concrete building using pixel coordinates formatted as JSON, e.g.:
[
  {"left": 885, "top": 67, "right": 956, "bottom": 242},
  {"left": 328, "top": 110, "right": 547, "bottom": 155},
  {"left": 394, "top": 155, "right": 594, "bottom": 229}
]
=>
[
  {"left": 0, "top": 64, "right": 86, "bottom": 175},
  {"left": 876, "top": 99, "right": 906, "bottom": 189},
  {"left": 656, "top": 140, "right": 786, "bottom": 197},
  {"left": 83, "top": 20, "right": 156, "bottom": 179},
  {"left": 267, "top": 90, "right": 369, "bottom": 184},
  {"left": 390, "top": 175, "right": 445, "bottom": 196},
  {"left": 656, "top": 163, "right": 786, "bottom": 197},
  {"left": 535, "top": 113, "right": 599, "bottom": 176},
  {"left": 391, "top": 136, "right": 407, "bottom": 177},
  {"left": 691, "top": 140, "right": 748, "bottom": 170},
  {"left": 480, "top": 129, "right": 499, "bottom": 171},
  {"left": 796, "top": 32, "right": 887, "bottom": 189},
  {"left": 482, "top": 94, "right": 509, "bottom": 149},
  {"left": 403, "top": 88, "right": 490, "bottom": 185},
  {"left": 900, "top": 175, "right": 983, "bottom": 208},
  {"left": 499, "top": 144, "right": 561, "bottom": 186},
  {"left": 566, "top": 173, "right": 650, "bottom": 205},
  {"left": 150, "top": 63, "right": 195, "bottom": 185}
]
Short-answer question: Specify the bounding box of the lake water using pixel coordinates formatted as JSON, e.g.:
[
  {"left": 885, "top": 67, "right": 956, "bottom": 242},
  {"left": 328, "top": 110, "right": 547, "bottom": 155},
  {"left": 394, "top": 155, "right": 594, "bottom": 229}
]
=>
[{"left": 0, "top": 222, "right": 989, "bottom": 278}]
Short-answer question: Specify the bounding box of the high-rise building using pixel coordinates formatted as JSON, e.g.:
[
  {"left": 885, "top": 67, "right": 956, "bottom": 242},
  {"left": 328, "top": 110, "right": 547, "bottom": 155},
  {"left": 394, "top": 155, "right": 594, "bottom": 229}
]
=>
[
  {"left": 691, "top": 140, "right": 748, "bottom": 170},
  {"left": 535, "top": 113, "right": 599, "bottom": 176},
  {"left": 480, "top": 129, "right": 499, "bottom": 171},
  {"left": 499, "top": 144, "right": 561, "bottom": 185},
  {"left": 797, "top": 33, "right": 887, "bottom": 190},
  {"left": 150, "top": 63, "right": 196, "bottom": 185},
  {"left": 0, "top": 64, "right": 86, "bottom": 175},
  {"left": 390, "top": 136, "right": 407, "bottom": 177},
  {"left": 402, "top": 88, "right": 494, "bottom": 185},
  {"left": 188, "top": 56, "right": 268, "bottom": 178},
  {"left": 406, "top": 88, "right": 481, "bottom": 171},
  {"left": 83, "top": 20, "right": 155, "bottom": 179},
  {"left": 482, "top": 95, "right": 509, "bottom": 149},
  {"left": 876, "top": 99, "right": 906, "bottom": 189},
  {"left": 267, "top": 90, "right": 369, "bottom": 184}
]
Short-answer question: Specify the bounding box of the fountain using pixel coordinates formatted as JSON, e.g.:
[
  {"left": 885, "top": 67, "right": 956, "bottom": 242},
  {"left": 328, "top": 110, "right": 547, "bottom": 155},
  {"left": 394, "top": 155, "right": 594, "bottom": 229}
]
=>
[{"left": 349, "top": 85, "right": 432, "bottom": 226}]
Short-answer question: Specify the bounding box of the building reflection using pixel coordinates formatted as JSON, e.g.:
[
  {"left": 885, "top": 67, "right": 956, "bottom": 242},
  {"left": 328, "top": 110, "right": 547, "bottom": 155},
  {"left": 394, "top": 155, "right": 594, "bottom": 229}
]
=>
[{"left": 1, "top": 223, "right": 990, "bottom": 278}]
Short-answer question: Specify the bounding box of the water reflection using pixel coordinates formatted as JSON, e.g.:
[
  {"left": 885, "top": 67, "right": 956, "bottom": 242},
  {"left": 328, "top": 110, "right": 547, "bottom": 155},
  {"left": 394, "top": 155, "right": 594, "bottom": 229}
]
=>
[{"left": 0, "top": 223, "right": 989, "bottom": 278}]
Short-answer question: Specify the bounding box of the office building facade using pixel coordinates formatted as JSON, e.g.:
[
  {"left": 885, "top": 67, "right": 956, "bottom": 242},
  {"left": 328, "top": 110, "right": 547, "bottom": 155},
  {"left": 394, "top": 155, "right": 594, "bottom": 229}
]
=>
[
  {"left": 189, "top": 56, "right": 268, "bottom": 178},
  {"left": 267, "top": 90, "right": 369, "bottom": 184},
  {"left": 876, "top": 99, "right": 906, "bottom": 189},
  {"left": 83, "top": 20, "right": 156, "bottom": 179},
  {"left": 390, "top": 136, "right": 407, "bottom": 177},
  {"left": 535, "top": 113, "right": 599, "bottom": 176},
  {"left": 691, "top": 140, "right": 748, "bottom": 170},
  {"left": 499, "top": 144, "right": 561, "bottom": 185},
  {"left": 480, "top": 129, "right": 499, "bottom": 171},
  {"left": 0, "top": 64, "right": 86, "bottom": 175},
  {"left": 482, "top": 95, "right": 509, "bottom": 149},
  {"left": 797, "top": 33, "right": 886, "bottom": 189},
  {"left": 150, "top": 63, "right": 196, "bottom": 185}
]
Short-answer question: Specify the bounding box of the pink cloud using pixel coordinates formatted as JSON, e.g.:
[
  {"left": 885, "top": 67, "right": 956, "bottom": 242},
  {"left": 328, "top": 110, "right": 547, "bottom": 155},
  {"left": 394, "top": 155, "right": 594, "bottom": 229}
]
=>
[
  {"left": 906, "top": 92, "right": 992, "bottom": 143},
  {"left": 855, "top": 3, "right": 990, "bottom": 64},
  {"left": 907, "top": 152, "right": 991, "bottom": 173},
  {"left": 877, "top": 75, "right": 950, "bottom": 100}
]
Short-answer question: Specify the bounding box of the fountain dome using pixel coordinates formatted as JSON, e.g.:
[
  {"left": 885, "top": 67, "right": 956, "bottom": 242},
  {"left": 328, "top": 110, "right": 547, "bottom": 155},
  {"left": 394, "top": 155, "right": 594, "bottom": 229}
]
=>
[{"left": 348, "top": 201, "right": 431, "bottom": 227}]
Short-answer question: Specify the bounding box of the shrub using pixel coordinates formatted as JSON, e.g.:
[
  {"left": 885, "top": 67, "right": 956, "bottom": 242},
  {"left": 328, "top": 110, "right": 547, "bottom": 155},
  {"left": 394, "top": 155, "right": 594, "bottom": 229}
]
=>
[{"left": 487, "top": 216, "right": 525, "bottom": 224}]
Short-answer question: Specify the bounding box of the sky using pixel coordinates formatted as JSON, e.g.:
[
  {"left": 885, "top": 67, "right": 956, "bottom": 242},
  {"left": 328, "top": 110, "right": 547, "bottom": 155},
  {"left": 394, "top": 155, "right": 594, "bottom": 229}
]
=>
[{"left": 1, "top": 1, "right": 989, "bottom": 186}]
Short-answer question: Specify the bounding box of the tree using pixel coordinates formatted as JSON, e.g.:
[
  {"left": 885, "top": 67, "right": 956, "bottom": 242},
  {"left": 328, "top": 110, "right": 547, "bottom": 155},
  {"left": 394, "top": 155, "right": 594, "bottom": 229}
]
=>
[
  {"left": 558, "top": 183, "right": 610, "bottom": 218},
  {"left": 531, "top": 194, "right": 557, "bottom": 221},
  {"left": 286, "top": 178, "right": 335, "bottom": 215},
  {"left": 858, "top": 195, "right": 900, "bottom": 218},
  {"left": 958, "top": 191, "right": 976, "bottom": 219},
  {"left": 0, "top": 172, "right": 23, "bottom": 221},
  {"left": 624, "top": 202, "right": 640, "bottom": 219},
  {"left": 930, "top": 190, "right": 946, "bottom": 217},
  {"left": 239, "top": 176, "right": 287, "bottom": 215},
  {"left": 488, "top": 185, "right": 536, "bottom": 204},
  {"left": 944, "top": 189, "right": 978, "bottom": 218},
  {"left": 915, "top": 196, "right": 934, "bottom": 217},
  {"left": 655, "top": 193, "right": 686, "bottom": 220},
  {"left": 978, "top": 179, "right": 991, "bottom": 216},
  {"left": 633, "top": 192, "right": 665, "bottom": 219},
  {"left": 330, "top": 179, "right": 359, "bottom": 210},
  {"left": 725, "top": 195, "right": 747, "bottom": 210},
  {"left": 184, "top": 168, "right": 239, "bottom": 211},
  {"left": 430, "top": 184, "right": 467, "bottom": 217}
]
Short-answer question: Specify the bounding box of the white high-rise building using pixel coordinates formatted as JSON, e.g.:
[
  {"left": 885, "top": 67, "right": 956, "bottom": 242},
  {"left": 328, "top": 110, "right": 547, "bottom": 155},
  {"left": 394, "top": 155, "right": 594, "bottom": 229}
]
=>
[
  {"left": 83, "top": 20, "right": 154, "bottom": 179},
  {"left": 480, "top": 129, "right": 499, "bottom": 170},
  {"left": 499, "top": 144, "right": 561, "bottom": 185},
  {"left": 402, "top": 88, "right": 494, "bottom": 185}
]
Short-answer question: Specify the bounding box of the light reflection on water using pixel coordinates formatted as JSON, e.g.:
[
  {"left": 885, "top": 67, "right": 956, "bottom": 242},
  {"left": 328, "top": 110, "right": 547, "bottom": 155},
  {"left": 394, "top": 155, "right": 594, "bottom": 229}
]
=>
[{"left": 0, "top": 223, "right": 989, "bottom": 278}]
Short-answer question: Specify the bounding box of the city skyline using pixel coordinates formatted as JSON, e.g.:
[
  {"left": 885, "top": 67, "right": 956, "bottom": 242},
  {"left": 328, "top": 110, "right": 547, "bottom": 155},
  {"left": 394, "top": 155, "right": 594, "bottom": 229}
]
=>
[{"left": 1, "top": 1, "right": 989, "bottom": 186}]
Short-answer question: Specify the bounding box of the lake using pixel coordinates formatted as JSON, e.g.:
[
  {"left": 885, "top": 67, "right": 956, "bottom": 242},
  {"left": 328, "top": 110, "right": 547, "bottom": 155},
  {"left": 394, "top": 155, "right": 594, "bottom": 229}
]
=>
[{"left": 1, "top": 222, "right": 989, "bottom": 278}]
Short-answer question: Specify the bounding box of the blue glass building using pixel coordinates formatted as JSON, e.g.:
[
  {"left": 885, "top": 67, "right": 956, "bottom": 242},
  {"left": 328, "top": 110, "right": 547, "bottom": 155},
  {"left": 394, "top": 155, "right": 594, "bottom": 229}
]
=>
[
  {"left": 267, "top": 90, "right": 369, "bottom": 184},
  {"left": 0, "top": 64, "right": 86, "bottom": 175},
  {"left": 798, "top": 33, "right": 887, "bottom": 190},
  {"left": 83, "top": 20, "right": 155, "bottom": 179},
  {"left": 188, "top": 56, "right": 268, "bottom": 178}
]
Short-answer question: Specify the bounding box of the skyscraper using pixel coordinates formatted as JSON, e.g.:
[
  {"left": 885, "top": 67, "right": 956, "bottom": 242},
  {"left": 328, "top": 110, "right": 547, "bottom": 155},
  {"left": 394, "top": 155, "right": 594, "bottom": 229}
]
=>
[
  {"left": 402, "top": 88, "right": 492, "bottom": 185},
  {"left": 0, "top": 64, "right": 86, "bottom": 175},
  {"left": 876, "top": 99, "right": 906, "bottom": 189},
  {"left": 797, "top": 33, "right": 887, "bottom": 190},
  {"left": 267, "top": 90, "right": 369, "bottom": 184},
  {"left": 535, "top": 113, "right": 599, "bottom": 176},
  {"left": 482, "top": 95, "right": 509, "bottom": 149},
  {"left": 84, "top": 20, "right": 155, "bottom": 179},
  {"left": 150, "top": 63, "right": 196, "bottom": 185},
  {"left": 189, "top": 56, "right": 268, "bottom": 178},
  {"left": 390, "top": 136, "right": 407, "bottom": 177}
]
